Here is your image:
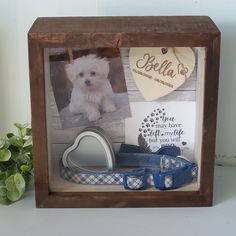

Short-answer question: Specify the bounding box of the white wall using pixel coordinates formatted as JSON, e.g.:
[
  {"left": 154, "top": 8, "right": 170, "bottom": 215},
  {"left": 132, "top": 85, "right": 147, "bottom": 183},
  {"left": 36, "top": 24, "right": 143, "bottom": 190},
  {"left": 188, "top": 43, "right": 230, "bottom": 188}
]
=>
[{"left": 0, "top": 0, "right": 236, "bottom": 162}]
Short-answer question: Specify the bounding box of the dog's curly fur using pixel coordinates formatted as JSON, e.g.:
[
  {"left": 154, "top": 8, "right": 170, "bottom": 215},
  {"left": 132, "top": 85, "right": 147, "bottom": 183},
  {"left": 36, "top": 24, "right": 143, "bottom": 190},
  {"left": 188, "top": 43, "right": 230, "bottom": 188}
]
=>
[{"left": 65, "top": 54, "right": 116, "bottom": 121}]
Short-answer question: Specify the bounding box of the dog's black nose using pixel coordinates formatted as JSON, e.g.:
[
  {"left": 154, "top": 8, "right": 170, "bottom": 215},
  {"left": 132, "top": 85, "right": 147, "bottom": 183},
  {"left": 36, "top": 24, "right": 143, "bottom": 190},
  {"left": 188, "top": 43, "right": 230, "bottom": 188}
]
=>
[{"left": 85, "top": 80, "right": 91, "bottom": 86}]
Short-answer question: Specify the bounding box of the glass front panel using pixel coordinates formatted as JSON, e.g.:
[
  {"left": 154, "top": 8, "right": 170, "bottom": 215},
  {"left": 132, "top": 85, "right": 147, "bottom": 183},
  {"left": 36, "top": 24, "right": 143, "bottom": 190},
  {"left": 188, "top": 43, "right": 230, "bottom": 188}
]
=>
[{"left": 44, "top": 47, "right": 205, "bottom": 192}]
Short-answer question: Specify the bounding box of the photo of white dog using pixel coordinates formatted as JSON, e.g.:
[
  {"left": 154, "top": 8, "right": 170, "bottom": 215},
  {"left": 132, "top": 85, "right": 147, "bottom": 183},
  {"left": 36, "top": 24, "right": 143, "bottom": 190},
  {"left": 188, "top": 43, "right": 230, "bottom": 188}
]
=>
[{"left": 65, "top": 54, "right": 116, "bottom": 121}]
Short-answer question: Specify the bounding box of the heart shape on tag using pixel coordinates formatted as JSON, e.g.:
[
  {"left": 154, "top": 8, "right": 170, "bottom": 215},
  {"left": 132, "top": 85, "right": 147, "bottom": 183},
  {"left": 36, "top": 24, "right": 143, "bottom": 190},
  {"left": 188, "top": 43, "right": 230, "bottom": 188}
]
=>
[
  {"left": 62, "top": 127, "right": 115, "bottom": 172},
  {"left": 129, "top": 47, "right": 196, "bottom": 101}
]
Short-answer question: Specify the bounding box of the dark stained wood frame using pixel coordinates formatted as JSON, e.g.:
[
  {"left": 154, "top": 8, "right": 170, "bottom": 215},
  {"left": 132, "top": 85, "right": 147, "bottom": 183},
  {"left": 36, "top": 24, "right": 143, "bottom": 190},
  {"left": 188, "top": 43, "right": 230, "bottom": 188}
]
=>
[{"left": 28, "top": 16, "right": 220, "bottom": 208}]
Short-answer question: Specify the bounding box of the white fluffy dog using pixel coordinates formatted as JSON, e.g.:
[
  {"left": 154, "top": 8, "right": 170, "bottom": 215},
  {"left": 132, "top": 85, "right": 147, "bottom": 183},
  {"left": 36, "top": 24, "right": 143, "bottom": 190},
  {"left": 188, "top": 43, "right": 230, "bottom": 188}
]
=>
[{"left": 65, "top": 54, "right": 116, "bottom": 121}]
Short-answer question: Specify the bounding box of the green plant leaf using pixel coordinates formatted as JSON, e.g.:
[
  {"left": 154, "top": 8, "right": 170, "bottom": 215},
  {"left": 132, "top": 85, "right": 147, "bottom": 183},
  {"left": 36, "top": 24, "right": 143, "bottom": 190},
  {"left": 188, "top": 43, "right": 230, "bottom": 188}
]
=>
[
  {"left": 14, "top": 173, "right": 26, "bottom": 193},
  {"left": 0, "top": 123, "right": 32, "bottom": 205},
  {"left": 14, "top": 123, "right": 30, "bottom": 130},
  {"left": 0, "top": 160, "right": 16, "bottom": 173},
  {"left": 5, "top": 168, "right": 18, "bottom": 178},
  {"left": 0, "top": 171, "right": 8, "bottom": 182},
  {"left": 5, "top": 175, "right": 15, "bottom": 191},
  {"left": 8, "top": 145, "right": 19, "bottom": 154},
  {"left": 0, "top": 186, "right": 7, "bottom": 197},
  {"left": 23, "top": 136, "right": 32, "bottom": 147},
  {"left": 5, "top": 173, "right": 25, "bottom": 202},
  {"left": 22, "top": 145, "right": 32, "bottom": 154},
  {"left": 22, "top": 153, "right": 31, "bottom": 161},
  {"left": 10, "top": 152, "right": 21, "bottom": 162},
  {"left": 21, "top": 171, "right": 33, "bottom": 188},
  {"left": 26, "top": 128, "right": 32, "bottom": 136},
  {"left": 9, "top": 135, "right": 23, "bottom": 148},
  {"left": 0, "top": 194, "right": 11, "bottom": 205},
  {"left": 0, "top": 149, "right": 11, "bottom": 162},
  {"left": 20, "top": 165, "right": 31, "bottom": 172},
  {"left": 20, "top": 128, "right": 27, "bottom": 138},
  {"left": 6, "top": 189, "right": 21, "bottom": 202},
  {"left": 0, "top": 139, "right": 4, "bottom": 149},
  {"left": 6, "top": 133, "right": 14, "bottom": 139},
  {"left": 0, "top": 139, "right": 10, "bottom": 149},
  {"left": 14, "top": 123, "right": 24, "bottom": 130}
]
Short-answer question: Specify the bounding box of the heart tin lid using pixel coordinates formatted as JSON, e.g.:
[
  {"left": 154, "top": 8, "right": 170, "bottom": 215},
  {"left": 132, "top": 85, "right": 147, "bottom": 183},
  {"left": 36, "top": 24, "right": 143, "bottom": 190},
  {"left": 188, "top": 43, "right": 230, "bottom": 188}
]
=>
[{"left": 62, "top": 127, "right": 115, "bottom": 173}]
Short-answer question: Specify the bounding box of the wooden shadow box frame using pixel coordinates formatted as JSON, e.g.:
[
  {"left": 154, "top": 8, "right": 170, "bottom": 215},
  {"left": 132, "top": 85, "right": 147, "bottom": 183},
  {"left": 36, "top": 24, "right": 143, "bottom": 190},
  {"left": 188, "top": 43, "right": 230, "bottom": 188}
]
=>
[{"left": 28, "top": 16, "right": 220, "bottom": 208}]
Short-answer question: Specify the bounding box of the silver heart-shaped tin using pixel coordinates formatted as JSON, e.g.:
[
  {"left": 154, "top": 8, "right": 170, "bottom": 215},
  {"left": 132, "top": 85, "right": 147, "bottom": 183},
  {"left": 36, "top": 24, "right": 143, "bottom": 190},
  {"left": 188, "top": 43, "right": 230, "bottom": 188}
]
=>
[{"left": 62, "top": 127, "right": 115, "bottom": 172}]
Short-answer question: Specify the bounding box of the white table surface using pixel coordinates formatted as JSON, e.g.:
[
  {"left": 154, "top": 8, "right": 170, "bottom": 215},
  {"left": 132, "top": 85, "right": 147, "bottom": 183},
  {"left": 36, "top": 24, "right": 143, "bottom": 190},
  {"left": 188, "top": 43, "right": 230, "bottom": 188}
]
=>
[{"left": 1, "top": 165, "right": 235, "bottom": 236}]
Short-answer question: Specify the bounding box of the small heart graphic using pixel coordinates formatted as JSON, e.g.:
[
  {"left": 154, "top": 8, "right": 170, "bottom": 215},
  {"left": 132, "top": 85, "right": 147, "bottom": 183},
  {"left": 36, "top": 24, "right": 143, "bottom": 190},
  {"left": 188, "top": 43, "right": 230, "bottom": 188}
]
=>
[
  {"left": 177, "top": 63, "right": 189, "bottom": 76},
  {"left": 129, "top": 47, "right": 196, "bottom": 101},
  {"left": 161, "top": 48, "right": 168, "bottom": 54},
  {"left": 182, "top": 141, "right": 187, "bottom": 146}
]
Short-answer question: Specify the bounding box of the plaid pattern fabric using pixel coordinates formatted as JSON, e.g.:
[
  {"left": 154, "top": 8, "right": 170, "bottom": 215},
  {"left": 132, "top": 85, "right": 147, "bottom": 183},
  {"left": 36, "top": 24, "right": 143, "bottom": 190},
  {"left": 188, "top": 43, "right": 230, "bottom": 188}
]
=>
[
  {"left": 60, "top": 165, "right": 155, "bottom": 187},
  {"left": 127, "top": 176, "right": 144, "bottom": 189},
  {"left": 164, "top": 175, "right": 173, "bottom": 188},
  {"left": 191, "top": 166, "right": 198, "bottom": 178},
  {"left": 60, "top": 158, "right": 197, "bottom": 190},
  {"left": 160, "top": 155, "right": 184, "bottom": 170},
  {"left": 61, "top": 167, "right": 123, "bottom": 185}
]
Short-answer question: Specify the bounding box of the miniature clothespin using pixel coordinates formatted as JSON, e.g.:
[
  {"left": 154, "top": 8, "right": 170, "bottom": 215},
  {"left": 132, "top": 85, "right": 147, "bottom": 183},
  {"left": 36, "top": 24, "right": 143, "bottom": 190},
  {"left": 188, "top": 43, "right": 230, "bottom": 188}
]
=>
[{"left": 68, "top": 48, "right": 74, "bottom": 64}]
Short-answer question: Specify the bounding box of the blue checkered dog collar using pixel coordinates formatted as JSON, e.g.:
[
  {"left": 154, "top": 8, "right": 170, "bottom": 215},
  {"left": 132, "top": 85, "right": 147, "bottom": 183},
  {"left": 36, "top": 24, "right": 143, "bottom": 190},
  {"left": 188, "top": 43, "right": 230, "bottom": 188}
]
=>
[{"left": 60, "top": 144, "right": 198, "bottom": 190}]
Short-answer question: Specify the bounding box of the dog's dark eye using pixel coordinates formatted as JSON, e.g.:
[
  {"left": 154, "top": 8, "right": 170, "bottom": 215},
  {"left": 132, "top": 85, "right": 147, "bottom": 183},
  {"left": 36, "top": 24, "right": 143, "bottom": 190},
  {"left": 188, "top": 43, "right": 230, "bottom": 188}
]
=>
[
  {"left": 90, "top": 71, "right": 96, "bottom": 76},
  {"left": 78, "top": 72, "right": 84, "bottom": 77}
]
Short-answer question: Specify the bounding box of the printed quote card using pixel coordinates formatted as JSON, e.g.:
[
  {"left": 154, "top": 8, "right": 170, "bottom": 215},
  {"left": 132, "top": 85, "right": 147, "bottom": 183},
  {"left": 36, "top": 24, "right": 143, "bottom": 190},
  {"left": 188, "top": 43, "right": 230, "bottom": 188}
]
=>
[{"left": 125, "top": 101, "right": 196, "bottom": 160}]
